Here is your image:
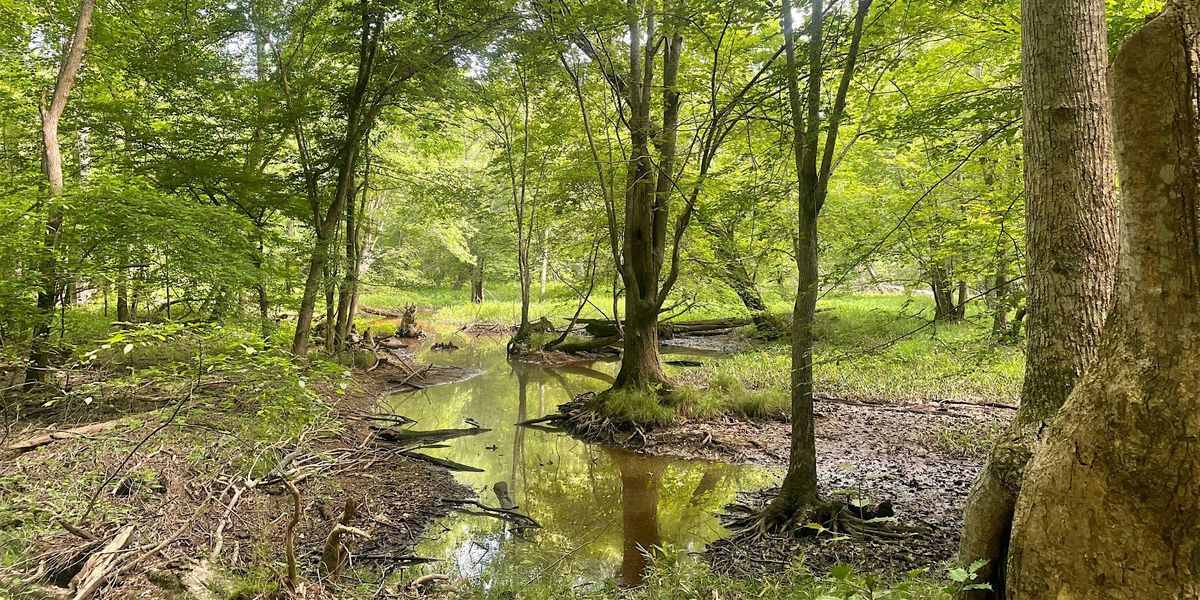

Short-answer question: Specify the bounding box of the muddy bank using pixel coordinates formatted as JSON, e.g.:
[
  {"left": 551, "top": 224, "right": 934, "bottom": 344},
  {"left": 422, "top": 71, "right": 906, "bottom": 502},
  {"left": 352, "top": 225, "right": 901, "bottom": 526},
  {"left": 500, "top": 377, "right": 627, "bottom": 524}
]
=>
[
  {"left": 557, "top": 394, "right": 1009, "bottom": 577},
  {"left": 0, "top": 359, "right": 470, "bottom": 599}
]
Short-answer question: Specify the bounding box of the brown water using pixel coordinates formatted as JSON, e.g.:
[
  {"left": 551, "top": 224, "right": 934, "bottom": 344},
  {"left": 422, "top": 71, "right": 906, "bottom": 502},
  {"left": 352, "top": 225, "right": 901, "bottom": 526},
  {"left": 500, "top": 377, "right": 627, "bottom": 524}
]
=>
[{"left": 379, "top": 337, "right": 775, "bottom": 590}]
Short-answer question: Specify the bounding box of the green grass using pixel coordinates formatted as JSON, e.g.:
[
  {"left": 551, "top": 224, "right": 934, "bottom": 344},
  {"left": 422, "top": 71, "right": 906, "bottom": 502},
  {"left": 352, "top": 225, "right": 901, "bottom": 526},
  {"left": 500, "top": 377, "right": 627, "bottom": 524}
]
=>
[
  {"left": 672, "top": 293, "right": 1024, "bottom": 412},
  {"left": 594, "top": 386, "right": 679, "bottom": 427}
]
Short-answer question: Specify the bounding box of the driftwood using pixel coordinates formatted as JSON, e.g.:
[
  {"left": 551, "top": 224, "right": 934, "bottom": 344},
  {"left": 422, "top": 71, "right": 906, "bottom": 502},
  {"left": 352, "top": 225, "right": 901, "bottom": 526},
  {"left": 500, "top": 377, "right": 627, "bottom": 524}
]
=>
[{"left": 575, "top": 317, "right": 751, "bottom": 339}]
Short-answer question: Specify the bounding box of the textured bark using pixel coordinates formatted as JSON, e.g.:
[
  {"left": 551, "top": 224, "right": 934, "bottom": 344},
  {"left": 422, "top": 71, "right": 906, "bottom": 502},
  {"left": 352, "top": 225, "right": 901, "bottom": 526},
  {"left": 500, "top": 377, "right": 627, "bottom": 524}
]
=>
[
  {"left": 611, "top": 0, "right": 681, "bottom": 389},
  {"left": 1007, "top": 6, "right": 1200, "bottom": 596},
  {"left": 25, "top": 0, "right": 96, "bottom": 388},
  {"left": 957, "top": 0, "right": 1119, "bottom": 593}
]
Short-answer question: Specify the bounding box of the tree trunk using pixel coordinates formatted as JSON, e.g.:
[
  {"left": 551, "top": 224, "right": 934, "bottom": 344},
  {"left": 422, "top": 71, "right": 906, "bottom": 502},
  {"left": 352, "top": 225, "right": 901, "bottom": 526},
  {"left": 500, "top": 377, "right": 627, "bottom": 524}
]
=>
[
  {"left": 471, "top": 269, "right": 484, "bottom": 304},
  {"left": 954, "top": 280, "right": 967, "bottom": 319},
  {"left": 540, "top": 227, "right": 549, "bottom": 295},
  {"left": 612, "top": 299, "right": 665, "bottom": 387},
  {"left": 989, "top": 250, "right": 1010, "bottom": 336},
  {"left": 290, "top": 5, "right": 382, "bottom": 356},
  {"left": 957, "top": 0, "right": 1119, "bottom": 594},
  {"left": 1007, "top": 6, "right": 1200, "bottom": 596},
  {"left": 761, "top": 0, "right": 871, "bottom": 528},
  {"left": 24, "top": 0, "right": 96, "bottom": 389}
]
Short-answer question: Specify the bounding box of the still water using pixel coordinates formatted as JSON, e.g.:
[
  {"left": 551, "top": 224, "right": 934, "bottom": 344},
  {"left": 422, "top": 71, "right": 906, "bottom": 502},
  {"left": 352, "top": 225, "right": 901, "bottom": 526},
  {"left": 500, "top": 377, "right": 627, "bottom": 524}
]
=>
[{"left": 378, "top": 337, "right": 775, "bottom": 589}]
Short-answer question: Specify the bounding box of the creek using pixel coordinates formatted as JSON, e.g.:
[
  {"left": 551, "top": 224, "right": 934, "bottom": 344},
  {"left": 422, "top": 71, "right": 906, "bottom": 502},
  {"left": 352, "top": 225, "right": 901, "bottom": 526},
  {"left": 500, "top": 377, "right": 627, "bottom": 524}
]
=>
[{"left": 378, "top": 337, "right": 777, "bottom": 590}]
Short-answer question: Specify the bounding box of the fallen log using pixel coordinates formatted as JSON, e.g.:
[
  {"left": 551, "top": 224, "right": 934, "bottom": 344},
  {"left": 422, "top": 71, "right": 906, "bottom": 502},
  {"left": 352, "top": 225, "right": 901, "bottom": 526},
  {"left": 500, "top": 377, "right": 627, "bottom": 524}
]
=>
[
  {"left": 574, "top": 317, "right": 751, "bottom": 338},
  {"left": 553, "top": 335, "right": 620, "bottom": 354}
]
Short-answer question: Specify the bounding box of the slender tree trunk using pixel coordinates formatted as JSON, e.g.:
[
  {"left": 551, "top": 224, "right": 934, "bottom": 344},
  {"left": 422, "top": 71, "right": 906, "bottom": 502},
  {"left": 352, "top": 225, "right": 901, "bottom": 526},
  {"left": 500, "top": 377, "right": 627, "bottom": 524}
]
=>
[
  {"left": 957, "top": 0, "right": 1119, "bottom": 594},
  {"left": 954, "top": 280, "right": 967, "bottom": 319},
  {"left": 990, "top": 249, "right": 1010, "bottom": 335},
  {"left": 290, "top": 4, "right": 381, "bottom": 356},
  {"left": 760, "top": 0, "right": 870, "bottom": 529},
  {"left": 253, "top": 235, "right": 270, "bottom": 339},
  {"left": 1008, "top": 6, "right": 1200, "bottom": 595},
  {"left": 25, "top": 0, "right": 96, "bottom": 389},
  {"left": 540, "top": 227, "right": 549, "bottom": 295}
]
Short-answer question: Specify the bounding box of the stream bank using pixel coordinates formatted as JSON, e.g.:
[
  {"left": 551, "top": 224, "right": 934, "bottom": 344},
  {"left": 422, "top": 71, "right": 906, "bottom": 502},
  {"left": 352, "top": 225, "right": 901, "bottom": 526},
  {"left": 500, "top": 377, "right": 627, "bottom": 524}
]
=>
[{"left": 0, "top": 352, "right": 471, "bottom": 599}]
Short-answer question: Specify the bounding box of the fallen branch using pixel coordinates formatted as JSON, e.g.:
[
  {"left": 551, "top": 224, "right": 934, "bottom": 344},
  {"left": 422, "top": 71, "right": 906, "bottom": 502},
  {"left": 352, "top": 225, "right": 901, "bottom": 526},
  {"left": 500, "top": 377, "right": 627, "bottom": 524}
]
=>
[
  {"left": 283, "top": 478, "right": 301, "bottom": 590},
  {"left": 5, "top": 417, "right": 134, "bottom": 452},
  {"left": 321, "top": 497, "right": 370, "bottom": 581},
  {"left": 515, "top": 414, "right": 567, "bottom": 427},
  {"left": 400, "top": 451, "right": 484, "bottom": 472},
  {"left": 71, "top": 525, "right": 135, "bottom": 600}
]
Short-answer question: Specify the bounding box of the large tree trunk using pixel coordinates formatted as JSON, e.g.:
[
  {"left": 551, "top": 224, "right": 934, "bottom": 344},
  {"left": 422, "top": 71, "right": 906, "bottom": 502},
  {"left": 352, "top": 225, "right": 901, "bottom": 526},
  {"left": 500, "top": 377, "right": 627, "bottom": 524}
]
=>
[
  {"left": 25, "top": 0, "right": 96, "bottom": 389},
  {"left": 612, "top": 299, "right": 665, "bottom": 388},
  {"left": 957, "top": 0, "right": 1120, "bottom": 594},
  {"left": 1007, "top": 6, "right": 1200, "bottom": 596}
]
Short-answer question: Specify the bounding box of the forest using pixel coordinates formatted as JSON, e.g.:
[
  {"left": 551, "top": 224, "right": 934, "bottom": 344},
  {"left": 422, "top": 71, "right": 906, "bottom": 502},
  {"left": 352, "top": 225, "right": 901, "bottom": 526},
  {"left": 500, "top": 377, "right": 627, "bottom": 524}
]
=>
[{"left": 0, "top": 0, "right": 1196, "bottom": 598}]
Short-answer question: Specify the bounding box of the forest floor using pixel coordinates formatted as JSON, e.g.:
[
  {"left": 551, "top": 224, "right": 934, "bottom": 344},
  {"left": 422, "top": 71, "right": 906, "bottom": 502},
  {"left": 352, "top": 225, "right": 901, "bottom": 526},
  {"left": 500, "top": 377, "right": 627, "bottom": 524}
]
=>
[{"left": 0, "top": 345, "right": 473, "bottom": 600}]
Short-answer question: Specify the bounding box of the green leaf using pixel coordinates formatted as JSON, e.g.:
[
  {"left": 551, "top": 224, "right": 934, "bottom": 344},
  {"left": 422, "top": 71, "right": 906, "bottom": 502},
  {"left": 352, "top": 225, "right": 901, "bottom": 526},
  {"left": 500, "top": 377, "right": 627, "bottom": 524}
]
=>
[{"left": 830, "top": 565, "right": 852, "bottom": 580}]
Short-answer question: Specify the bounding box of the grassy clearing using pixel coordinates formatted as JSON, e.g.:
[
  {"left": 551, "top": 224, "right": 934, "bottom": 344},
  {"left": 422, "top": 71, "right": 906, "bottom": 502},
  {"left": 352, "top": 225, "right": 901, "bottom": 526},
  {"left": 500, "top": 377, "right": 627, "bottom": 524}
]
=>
[{"left": 671, "top": 294, "right": 1024, "bottom": 415}]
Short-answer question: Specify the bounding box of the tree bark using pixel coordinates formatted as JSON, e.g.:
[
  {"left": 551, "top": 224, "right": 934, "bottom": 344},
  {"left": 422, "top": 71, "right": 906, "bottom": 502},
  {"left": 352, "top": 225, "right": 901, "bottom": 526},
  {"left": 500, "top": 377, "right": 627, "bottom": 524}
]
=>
[
  {"left": 1007, "top": 5, "right": 1200, "bottom": 596},
  {"left": 25, "top": 0, "right": 96, "bottom": 388},
  {"left": 957, "top": 0, "right": 1119, "bottom": 594}
]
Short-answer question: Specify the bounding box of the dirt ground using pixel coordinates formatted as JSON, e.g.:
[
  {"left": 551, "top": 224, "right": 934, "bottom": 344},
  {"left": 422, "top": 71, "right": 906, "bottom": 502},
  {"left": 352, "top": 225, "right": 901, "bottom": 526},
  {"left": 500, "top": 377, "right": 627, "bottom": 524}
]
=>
[
  {"left": 565, "top": 393, "right": 1011, "bottom": 578},
  {"left": 0, "top": 358, "right": 470, "bottom": 599}
]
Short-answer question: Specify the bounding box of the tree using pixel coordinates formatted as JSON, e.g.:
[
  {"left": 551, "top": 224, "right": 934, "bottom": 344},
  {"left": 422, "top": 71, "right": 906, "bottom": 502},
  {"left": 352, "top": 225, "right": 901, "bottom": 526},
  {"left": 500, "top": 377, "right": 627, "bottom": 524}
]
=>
[
  {"left": 1005, "top": 3, "right": 1200, "bottom": 595},
  {"left": 25, "top": 0, "right": 96, "bottom": 388},
  {"left": 758, "top": 0, "right": 872, "bottom": 528},
  {"left": 956, "top": 0, "right": 1120, "bottom": 593}
]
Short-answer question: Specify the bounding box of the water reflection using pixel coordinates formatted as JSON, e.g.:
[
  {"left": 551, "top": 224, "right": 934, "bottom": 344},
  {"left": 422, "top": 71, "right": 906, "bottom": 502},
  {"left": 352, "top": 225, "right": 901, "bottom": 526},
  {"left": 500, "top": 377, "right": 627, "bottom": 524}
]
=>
[{"left": 379, "top": 338, "right": 775, "bottom": 588}]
